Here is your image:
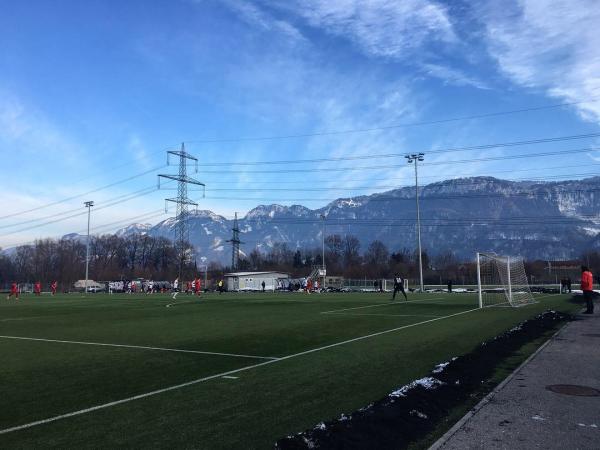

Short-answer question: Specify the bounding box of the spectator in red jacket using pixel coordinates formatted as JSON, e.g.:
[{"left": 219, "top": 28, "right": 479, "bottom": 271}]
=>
[{"left": 581, "top": 266, "right": 594, "bottom": 314}]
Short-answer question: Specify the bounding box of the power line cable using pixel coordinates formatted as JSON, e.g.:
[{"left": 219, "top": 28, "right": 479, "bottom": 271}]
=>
[
  {"left": 2, "top": 210, "right": 169, "bottom": 249},
  {"left": 202, "top": 172, "right": 600, "bottom": 192},
  {"left": 190, "top": 146, "right": 600, "bottom": 174},
  {"left": 0, "top": 183, "right": 172, "bottom": 237},
  {"left": 193, "top": 132, "right": 600, "bottom": 166},
  {"left": 186, "top": 162, "right": 600, "bottom": 188},
  {"left": 181, "top": 99, "right": 600, "bottom": 144},
  {"left": 0, "top": 165, "right": 167, "bottom": 221},
  {"left": 0, "top": 185, "right": 161, "bottom": 230},
  {"left": 4, "top": 131, "right": 598, "bottom": 222}
]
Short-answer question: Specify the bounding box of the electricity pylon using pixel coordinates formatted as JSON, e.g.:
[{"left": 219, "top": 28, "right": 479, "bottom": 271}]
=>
[
  {"left": 158, "top": 143, "right": 205, "bottom": 280},
  {"left": 227, "top": 212, "right": 244, "bottom": 271}
]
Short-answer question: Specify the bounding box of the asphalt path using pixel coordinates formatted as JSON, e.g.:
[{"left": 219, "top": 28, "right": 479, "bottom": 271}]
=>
[{"left": 431, "top": 310, "right": 600, "bottom": 449}]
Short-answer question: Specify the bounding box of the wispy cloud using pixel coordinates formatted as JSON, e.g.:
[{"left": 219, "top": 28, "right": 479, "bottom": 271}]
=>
[
  {"left": 207, "top": 0, "right": 305, "bottom": 43},
  {"left": 0, "top": 91, "right": 83, "bottom": 169},
  {"left": 128, "top": 134, "right": 153, "bottom": 170},
  {"left": 420, "top": 63, "right": 490, "bottom": 90},
  {"left": 265, "top": 0, "right": 456, "bottom": 59},
  {"left": 480, "top": 0, "right": 600, "bottom": 121}
]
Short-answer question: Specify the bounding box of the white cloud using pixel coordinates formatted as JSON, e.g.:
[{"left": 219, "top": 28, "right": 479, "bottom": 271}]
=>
[
  {"left": 269, "top": 0, "right": 456, "bottom": 59},
  {"left": 480, "top": 0, "right": 600, "bottom": 121},
  {"left": 420, "top": 63, "right": 490, "bottom": 90},
  {"left": 128, "top": 134, "right": 153, "bottom": 170},
  {"left": 212, "top": 0, "right": 305, "bottom": 42},
  {"left": 0, "top": 91, "right": 83, "bottom": 169}
]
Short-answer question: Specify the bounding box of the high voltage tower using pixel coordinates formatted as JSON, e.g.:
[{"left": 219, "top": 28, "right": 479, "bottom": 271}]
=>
[
  {"left": 227, "top": 212, "right": 244, "bottom": 270},
  {"left": 158, "top": 143, "right": 205, "bottom": 279}
]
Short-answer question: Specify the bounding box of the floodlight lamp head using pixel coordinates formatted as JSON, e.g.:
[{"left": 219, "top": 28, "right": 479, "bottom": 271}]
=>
[{"left": 84, "top": 201, "right": 94, "bottom": 207}]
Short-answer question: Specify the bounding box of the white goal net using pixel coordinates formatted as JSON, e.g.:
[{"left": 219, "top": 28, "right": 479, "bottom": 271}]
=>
[{"left": 477, "top": 252, "right": 536, "bottom": 308}]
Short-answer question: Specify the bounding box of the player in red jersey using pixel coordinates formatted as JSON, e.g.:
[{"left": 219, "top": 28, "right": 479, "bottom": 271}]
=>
[
  {"left": 194, "top": 277, "right": 201, "bottom": 296},
  {"left": 51, "top": 281, "right": 57, "bottom": 296},
  {"left": 7, "top": 282, "right": 19, "bottom": 300},
  {"left": 34, "top": 281, "right": 42, "bottom": 296}
]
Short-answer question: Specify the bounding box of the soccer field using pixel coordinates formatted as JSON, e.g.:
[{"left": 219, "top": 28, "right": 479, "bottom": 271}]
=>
[{"left": 0, "top": 291, "right": 577, "bottom": 449}]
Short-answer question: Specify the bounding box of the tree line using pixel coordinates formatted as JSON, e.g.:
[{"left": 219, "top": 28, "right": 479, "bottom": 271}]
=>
[
  {"left": 1, "top": 232, "right": 598, "bottom": 288},
  {"left": 0, "top": 235, "right": 179, "bottom": 288}
]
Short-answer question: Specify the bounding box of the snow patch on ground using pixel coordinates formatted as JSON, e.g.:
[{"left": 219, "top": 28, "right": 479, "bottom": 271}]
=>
[
  {"left": 432, "top": 362, "right": 450, "bottom": 374},
  {"left": 390, "top": 377, "right": 444, "bottom": 398},
  {"left": 410, "top": 410, "right": 428, "bottom": 419}
]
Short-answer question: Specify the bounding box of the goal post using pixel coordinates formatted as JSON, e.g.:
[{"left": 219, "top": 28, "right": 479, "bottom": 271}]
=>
[
  {"left": 477, "top": 252, "right": 536, "bottom": 308},
  {"left": 476, "top": 252, "right": 483, "bottom": 308}
]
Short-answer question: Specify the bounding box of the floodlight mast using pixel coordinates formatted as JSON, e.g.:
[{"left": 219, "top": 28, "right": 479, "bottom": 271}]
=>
[
  {"left": 320, "top": 214, "right": 326, "bottom": 272},
  {"left": 84, "top": 201, "right": 94, "bottom": 295},
  {"left": 405, "top": 153, "right": 425, "bottom": 293}
]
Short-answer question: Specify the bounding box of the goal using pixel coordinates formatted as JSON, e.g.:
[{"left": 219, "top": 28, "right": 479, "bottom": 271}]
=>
[
  {"left": 476, "top": 252, "right": 536, "bottom": 308},
  {"left": 382, "top": 278, "right": 409, "bottom": 292}
]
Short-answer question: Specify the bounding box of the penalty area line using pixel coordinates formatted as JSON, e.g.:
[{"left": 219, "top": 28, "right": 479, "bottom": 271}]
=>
[
  {"left": 0, "top": 335, "right": 277, "bottom": 361},
  {"left": 0, "top": 306, "right": 481, "bottom": 435}
]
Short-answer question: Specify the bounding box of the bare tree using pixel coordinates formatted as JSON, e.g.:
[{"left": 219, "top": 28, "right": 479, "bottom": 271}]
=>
[
  {"left": 342, "top": 235, "right": 361, "bottom": 273},
  {"left": 364, "top": 240, "right": 389, "bottom": 277}
]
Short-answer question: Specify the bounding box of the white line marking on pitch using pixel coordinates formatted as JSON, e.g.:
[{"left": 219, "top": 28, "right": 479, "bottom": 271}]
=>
[
  {"left": 221, "top": 376, "right": 238, "bottom": 379},
  {"left": 165, "top": 299, "right": 204, "bottom": 308},
  {"left": 0, "top": 306, "right": 480, "bottom": 435},
  {"left": 320, "top": 297, "right": 446, "bottom": 314},
  {"left": 323, "top": 312, "right": 443, "bottom": 318},
  {"left": 0, "top": 317, "right": 45, "bottom": 322},
  {"left": 0, "top": 336, "right": 277, "bottom": 361}
]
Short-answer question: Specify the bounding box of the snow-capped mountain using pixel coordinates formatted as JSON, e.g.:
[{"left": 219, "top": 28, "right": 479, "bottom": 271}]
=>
[
  {"left": 112, "top": 176, "right": 600, "bottom": 263},
  {"left": 115, "top": 223, "right": 153, "bottom": 237}
]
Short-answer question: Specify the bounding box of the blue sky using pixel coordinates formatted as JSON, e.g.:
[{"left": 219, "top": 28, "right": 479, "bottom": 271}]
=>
[{"left": 1, "top": 0, "right": 599, "bottom": 247}]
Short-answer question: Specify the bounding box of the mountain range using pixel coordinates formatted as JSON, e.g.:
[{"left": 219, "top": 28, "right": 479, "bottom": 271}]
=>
[{"left": 96, "top": 176, "right": 600, "bottom": 264}]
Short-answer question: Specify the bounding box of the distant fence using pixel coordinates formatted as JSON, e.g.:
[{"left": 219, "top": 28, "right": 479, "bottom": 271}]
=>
[{"left": 326, "top": 280, "right": 569, "bottom": 294}]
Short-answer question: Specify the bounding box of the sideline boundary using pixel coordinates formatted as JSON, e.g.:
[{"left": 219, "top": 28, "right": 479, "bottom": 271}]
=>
[
  {"left": 0, "top": 335, "right": 277, "bottom": 360},
  {"left": 323, "top": 312, "right": 444, "bottom": 318},
  {"left": 428, "top": 321, "right": 570, "bottom": 450},
  {"left": 0, "top": 306, "right": 481, "bottom": 435},
  {"left": 320, "top": 297, "right": 446, "bottom": 314}
]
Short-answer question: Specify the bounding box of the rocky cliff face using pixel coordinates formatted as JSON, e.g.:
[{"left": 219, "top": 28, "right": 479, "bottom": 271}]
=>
[{"left": 114, "top": 176, "right": 600, "bottom": 263}]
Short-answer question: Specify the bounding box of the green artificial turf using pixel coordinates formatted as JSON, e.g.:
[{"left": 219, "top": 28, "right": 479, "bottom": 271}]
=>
[{"left": 0, "top": 291, "right": 578, "bottom": 449}]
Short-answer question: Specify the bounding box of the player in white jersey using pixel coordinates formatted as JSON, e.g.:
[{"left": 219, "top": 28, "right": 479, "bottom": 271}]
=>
[{"left": 172, "top": 278, "right": 179, "bottom": 299}]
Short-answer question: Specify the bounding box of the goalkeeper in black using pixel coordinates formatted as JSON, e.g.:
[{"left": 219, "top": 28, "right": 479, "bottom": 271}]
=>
[{"left": 392, "top": 275, "right": 407, "bottom": 301}]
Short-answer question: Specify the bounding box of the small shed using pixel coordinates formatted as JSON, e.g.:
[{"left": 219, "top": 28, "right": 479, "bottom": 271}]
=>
[
  {"left": 73, "top": 279, "right": 104, "bottom": 291},
  {"left": 224, "top": 271, "right": 289, "bottom": 292}
]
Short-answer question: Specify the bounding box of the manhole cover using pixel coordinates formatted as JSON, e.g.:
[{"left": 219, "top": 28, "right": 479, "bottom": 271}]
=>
[
  {"left": 581, "top": 334, "right": 600, "bottom": 338},
  {"left": 546, "top": 385, "right": 600, "bottom": 397}
]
